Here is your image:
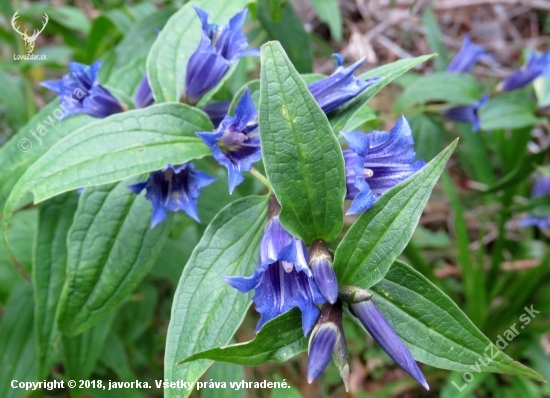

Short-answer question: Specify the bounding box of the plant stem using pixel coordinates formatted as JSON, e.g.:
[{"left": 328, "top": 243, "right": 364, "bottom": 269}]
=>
[{"left": 250, "top": 167, "right": 271, "bottom": 191}]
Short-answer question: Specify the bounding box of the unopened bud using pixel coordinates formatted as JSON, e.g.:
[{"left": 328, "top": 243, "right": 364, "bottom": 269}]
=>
[
  {"left": 310, "top": 240, "right": 338, "bottom": 304},
  {"left": 339, "top": 285, "right": 372, "bottom": 303}
]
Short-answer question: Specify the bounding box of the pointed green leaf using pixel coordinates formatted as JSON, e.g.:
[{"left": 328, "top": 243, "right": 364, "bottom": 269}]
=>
[
  {"left": 334, "top": 139, "right": 457, "bottom": 288},
  {"left": 165, "top": 196, "right": 268, "bottom": 398},
  {"left": 180, "top": 309, "right": 305, "bottom": 365},
  {"left": 259, "top": 41, "right": 346, "bottom": 244},
  {"left": 371, "top": 261, "right": 544, "bottom": 381},
  {"left": 33, "top": 193, "right": 79, "bottom": 378},
  {"left": 56, "top": 180, "right": 172, "bottom": 335},
  {"left": 62, "top": 312, "right": 114, "bottom": 382},
  {"left": 0, "top": 101, "right": 93, "bottom": 209},
  {"left": 328, "top": 54, "right": 435, "bottom": 132},
  {"left": 0, "top": 284, "right": 38, "bottom": 398},
  {"left": 147, "top": 0, "right": 250, "bottom": 103},
  {"left": 2, "top": 103, "right": 211, "bottom": 246}
]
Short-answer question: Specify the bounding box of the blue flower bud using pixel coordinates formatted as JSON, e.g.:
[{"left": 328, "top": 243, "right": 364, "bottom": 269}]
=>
[
  {"left": 341, "top": 116, "right": 425, "bottom": 214},
  {"left": 443, "top": 94, "right": 489, "bottom": 132},
  {"left": 501, "top": 51, "right": 550, "bottom": 92},
  {"left": 134, "top": 74, "right": 154, "bottom": 109},
  {"left": 201, "top": 101, "right": 231, "bottom": 128},
  {"left": 184, "top": 7, "right": 259, "bottom": 104},
  {"left": 41, "top": 61, "right": 123, "bottom": 119},
  {"left": 446, "top": 36, "right": 492, "bottom": 73},
  {"left": 351, "top": 299, "right": 429, "bottom": 390},
  {"left": 308, "top": 54, "right": 382, "bottom": 114},
  {"left": 128, "top": 163, "right": 216, "bottom": 227},
  {"left": 307, "top": 302, "right": 350, "bottom": 391},
  {"left": 309, "top": 240, "right": 338, "bottom": 304}
]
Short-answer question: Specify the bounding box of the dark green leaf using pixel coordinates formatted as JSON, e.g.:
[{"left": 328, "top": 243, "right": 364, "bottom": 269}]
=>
[
  {"left": 485, "top": 150, "right": 547, "bottom": 193},
  {"left": 258, "top": 0, "right": 313, "bottom": 73},
  {"left": 180, "top": 309, "right": 304, "bottom": 365},
  {"left": 480, "top": 93, "right": 541, "bottom": 130},
  {"left": 0, "top": 102, "right": 93, "bottom": 209},
  {"left": 33, "top": 193, "right": 79, "bottom": 378},
  {"left": 2, "top": 103, "right": 211, "bottom": 242},
  {"left": 259, "top": 41, "right": 345, "bottom": 244},
  {"left": 371, "top": 261, "right": 544, "bottom": 380},
  {"left": 62, "top": 312, "right": 114, "bottom": 381},
  {"left": 0, "top": 284, "right": 38, "bottom": 398},
  {"left": 309, "top": 0, "right": 343, "bottom": 41},
  {"left": 334, "top": 139, "right": 457, "bottom": 288},
  {"left": 394, "top": 72, "right": 481, "bottom": 111},
  {"left": 56, "top": 180, "right": 172, "bottom": 335},
  {"left": 165, "top": 196, "right": 268, "bottom": 398}
]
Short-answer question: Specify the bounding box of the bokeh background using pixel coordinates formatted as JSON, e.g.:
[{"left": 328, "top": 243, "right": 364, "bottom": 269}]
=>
[{"left": 1, "top": 0, "right": 550, "bottom": 397}]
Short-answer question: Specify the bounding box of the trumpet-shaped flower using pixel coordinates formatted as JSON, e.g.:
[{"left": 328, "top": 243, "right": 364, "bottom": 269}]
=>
[
  {"left": 501, "top": 51, "right": 550, "bottom": 92},
  {"left": 342, "top": 116, "right": 425, "bottom": 214},
  {"left": 351, "top": 300, "right": 429, "bottom": 390},
  {"left": 225, "top": 213, "right": 325, "bottom": 336},
  {"left": 443, "top": 94, "right": 489, "bottom": 132},
  {"left": 447, "top": 36, "right": 492, "bottom": 73},
  {"left": 308, "top": 54, "right": 382, "bottom": 114},
  {"left": 307, "top": 303, "right": 350, "bottom": 390},
  {"left": 128, "top": 163, "right": 216, "bottom": 228},
  {"left": 41, "top": 61, "right": 123, "bottom": 119},
  {"left": 196, "top": 88, "right": 260, "bottom": 193},
  {"left": 184, "top": 7, "right": 259, "bottom": 104}
]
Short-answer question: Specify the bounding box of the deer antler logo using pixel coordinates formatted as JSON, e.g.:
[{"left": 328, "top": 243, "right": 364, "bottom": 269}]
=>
[{"left": 11, "top": 11, "right": 49, "bottom": 54}]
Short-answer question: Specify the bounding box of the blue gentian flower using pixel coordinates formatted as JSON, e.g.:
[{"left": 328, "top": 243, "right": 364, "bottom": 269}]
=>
[
  {"left": 443, "top": 94, "right": 489, "bottom": 132},
  {"left": 341, "top": 116, "right": 425, "bottom": 214},
  {"left": 201, "top": 101, "right": 231, "bottom": 128},
  {"left": 184, "top": 7, "right": 259, "bottom": 104},
  {"left": 351, "top": 300, "right": 429, "bottom": 390},
  {"left": 307, "top": 303, "right": 349, "bottom": 390},
  {"left": 41, "top": 61, "right": 123, "bottom": 119},
  {"left": 310, "top": 240, "right": 338, "bottom": 304},
  {"left": 196, "top": 88, "right": 260, "bottom": 193},
  {"left": 128, "top": 163, "right": 216, "bottom": 228},
  {"left": 447, "top": 36, "right": 492, "bottom": 73},
  {"left": 308, "top": 54, "right": 382, "bottom": 114},
  {"left": 134, "top": 74, "right": 154, "bottom": 109},
  {"left": 501, "top": 51, "right": 550, "bottom": 92},
  {"left": 519, "top": 174, "right": 550, "bottom": 229},
  {"left": 225, "top": 211, "right": 325, "bottom": 336}
]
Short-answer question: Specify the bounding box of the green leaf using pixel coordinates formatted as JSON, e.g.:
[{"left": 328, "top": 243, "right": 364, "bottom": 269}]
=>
[
  {"left": 56, "top": 180, "right": 172, "bottom": 335},
  {"left": 485, "top": 150, "right": 547, "bottom": 193},
  {"left": 62, "top": 312, "right": 114, "bottom": 381},
  {"left": 394, "top": 72, "right": 482, "bottom": 111},
  {"left": 180, "top": 309, "right": 304, "bottom": 365},
  {"left": 165, "top": 196, "right": 268, "bottom": 398},
  {"left": 371, "top": 260, "right": 544, "bottom": 381},
  {"left": 114, "top": 7, "right": 176, "bottom": 69},
  {"left": 309, "top": 0, "right": 343, "bottom": 41},
  {"left": 147, "top": 0, "right": 250, "bottom": 103},
  {"left": 0, "top": 102, "right": 93, "bottom": 209},
  {"left": 105, "top": 56, "right": 147, "bottom": 101},
  {"left": 0, "top": 284, "right": 38, "bottom": 398},
  {"left": 257, "top": 0, "right": 313, "bottom": 73},
  {"left": 421, "top": 7, "right": 448, "bottom": 71},
  {"left": 480, "top": 93, "right": 541, "bottom": 131},
  {"left": 2, "top": 103, "right": 211, "bottom": 242},
  {"left": 259, "top": 41, "right": 345, "bottom": 244},
  {"left": 203, "top": 362, "right": 246, "bottom": 398},
  {"left": 334, "top": 139, "right": 457, "bottom": 288},
  {"left": 407, "top": 113, "right": 445, "bottom": 161},
  {"left": 33, "top": 193, "right": 79, "bottom": 378},
  {"left": 329, "top": 54, "right": 435, "bottom": 132}
]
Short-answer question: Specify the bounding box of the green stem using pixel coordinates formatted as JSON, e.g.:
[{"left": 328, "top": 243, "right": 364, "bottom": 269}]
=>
[{"left": 250, "top": 167, "right": 271, "bottom": 191}]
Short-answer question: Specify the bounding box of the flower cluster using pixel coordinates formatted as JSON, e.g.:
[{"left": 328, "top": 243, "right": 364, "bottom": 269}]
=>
[
  {"left": 41, "top": 61, "right": 123, "bottom": 119},
  {"left": 227, "top": 116, "right": 428, "bottom": 390}
]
